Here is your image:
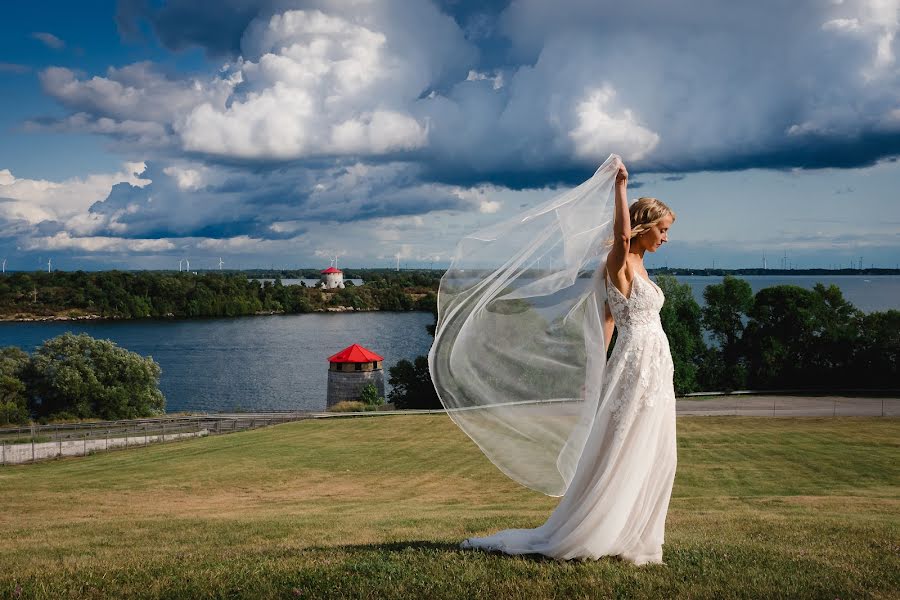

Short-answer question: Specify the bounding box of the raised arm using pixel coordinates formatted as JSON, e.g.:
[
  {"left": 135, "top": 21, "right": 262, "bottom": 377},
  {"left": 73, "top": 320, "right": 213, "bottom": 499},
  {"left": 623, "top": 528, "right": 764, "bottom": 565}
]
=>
[{"left": 605, "top": 159, "right": 631, "bottom": 295}]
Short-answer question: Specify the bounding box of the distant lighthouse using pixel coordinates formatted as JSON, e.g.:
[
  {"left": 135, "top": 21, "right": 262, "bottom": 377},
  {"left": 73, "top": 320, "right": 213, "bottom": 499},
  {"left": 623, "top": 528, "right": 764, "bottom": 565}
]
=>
[{"left": 326, "top": 343, "right": 385, "bottom": 408}]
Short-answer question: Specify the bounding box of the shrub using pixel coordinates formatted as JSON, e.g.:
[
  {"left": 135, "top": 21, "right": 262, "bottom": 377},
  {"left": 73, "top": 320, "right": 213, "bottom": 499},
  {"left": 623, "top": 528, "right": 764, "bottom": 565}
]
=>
[
  {"left": 328, "top": 401, "right": 368, "bottom": 412},
  {"left": 358, "top": 383, "right": 384, "bottom": 407},
  {"left": 0, "top": 347, "right": 31, "bottom": 425}
]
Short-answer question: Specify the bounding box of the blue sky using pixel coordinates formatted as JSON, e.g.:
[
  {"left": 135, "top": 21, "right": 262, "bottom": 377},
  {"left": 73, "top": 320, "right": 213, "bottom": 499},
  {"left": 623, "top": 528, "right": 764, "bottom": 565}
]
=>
[{"left": 0, "top": 0, "right": 898, "bottom": 271}]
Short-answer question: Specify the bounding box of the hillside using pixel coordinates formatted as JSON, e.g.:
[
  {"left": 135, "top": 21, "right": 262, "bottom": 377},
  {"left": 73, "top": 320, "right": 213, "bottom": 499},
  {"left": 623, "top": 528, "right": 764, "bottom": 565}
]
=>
[{"left": 0, "top": 414, "right": 897, "bottom": 598}]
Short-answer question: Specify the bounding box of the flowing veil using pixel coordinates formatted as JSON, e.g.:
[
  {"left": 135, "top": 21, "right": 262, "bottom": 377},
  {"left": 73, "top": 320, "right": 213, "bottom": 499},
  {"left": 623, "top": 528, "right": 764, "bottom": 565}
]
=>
[{"left": 428, "top": 154, "right": 621, "bottom": 497}]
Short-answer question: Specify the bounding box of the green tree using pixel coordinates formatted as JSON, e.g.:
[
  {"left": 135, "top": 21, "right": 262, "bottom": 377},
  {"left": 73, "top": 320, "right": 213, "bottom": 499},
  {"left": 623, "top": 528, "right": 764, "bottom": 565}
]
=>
[
  {"left": 701, "top": 275, "right": 754, "bottom": 390},
  {"left": 388, "top": 356, "right": 441, "bottom": 409},
  {"left": 358, "top": 383, "right": 384, "bottom": 407},
  {"left": 852, "top": 309, "right": 900, "bottom": 389},
  {"left": 744, "top": 284, "right": 860, "bottom": 389},
  {"left": 656, "top": 274, "right": 707, "bottom": 394},
  {"left": 27, "top": 333, "right": 165, "bottom": 421},
  {"left": 0, "top": 347, "right": 30, "bottom": 425}
]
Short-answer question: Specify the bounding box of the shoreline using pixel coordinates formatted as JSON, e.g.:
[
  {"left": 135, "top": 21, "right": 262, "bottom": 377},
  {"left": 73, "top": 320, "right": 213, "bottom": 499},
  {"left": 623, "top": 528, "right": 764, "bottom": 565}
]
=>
[{"left": 0, "top": 306, "right": 431, "bottom": 323}]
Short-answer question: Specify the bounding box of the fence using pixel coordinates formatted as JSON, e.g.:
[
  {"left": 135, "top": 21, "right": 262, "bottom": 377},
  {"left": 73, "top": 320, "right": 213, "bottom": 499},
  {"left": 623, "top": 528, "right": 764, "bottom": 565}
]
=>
[
  {"left": 2, "top": 396, "right": 897, "bottom": 465},
  {"left": 677, "top": 393, "right": 898, "bottom": 417},
  {"left": 0, "top": 412, "right": 313, "bottom": 466}
]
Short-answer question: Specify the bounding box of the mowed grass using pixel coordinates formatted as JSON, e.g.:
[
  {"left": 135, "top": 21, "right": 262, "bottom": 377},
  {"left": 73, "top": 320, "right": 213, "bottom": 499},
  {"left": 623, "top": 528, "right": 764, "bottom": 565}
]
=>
[{"left": 0, "top": 415, "right": 897, "bottom": 599}]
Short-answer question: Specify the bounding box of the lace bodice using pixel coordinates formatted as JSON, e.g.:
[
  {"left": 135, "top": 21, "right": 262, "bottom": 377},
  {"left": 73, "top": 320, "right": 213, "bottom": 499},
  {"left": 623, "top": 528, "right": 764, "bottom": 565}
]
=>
[
  {"left": 603, "top": 272, "right": 673, "bottom": 437},
  {"left": 605, "top": 273, "right": 665, "bottom": 332}
]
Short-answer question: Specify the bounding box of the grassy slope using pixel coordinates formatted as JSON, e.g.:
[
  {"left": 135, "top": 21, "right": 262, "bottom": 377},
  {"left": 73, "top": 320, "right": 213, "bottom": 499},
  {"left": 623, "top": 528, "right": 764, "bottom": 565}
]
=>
[{"left": 0, "top": 415, "right": 897, "bottom": 599}]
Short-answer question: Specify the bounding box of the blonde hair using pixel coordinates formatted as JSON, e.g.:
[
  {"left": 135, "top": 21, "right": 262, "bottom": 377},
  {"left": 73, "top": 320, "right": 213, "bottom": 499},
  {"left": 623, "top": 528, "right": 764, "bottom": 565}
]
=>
[{"left": 629, "top": 197, "right": 675, "bottom": 239}]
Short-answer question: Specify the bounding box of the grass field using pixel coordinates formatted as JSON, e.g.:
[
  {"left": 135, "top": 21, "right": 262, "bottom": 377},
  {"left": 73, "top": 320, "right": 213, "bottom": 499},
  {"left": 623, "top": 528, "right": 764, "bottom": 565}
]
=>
[{"left": 0, "top": 415, "right": 897, "bottom": 599}]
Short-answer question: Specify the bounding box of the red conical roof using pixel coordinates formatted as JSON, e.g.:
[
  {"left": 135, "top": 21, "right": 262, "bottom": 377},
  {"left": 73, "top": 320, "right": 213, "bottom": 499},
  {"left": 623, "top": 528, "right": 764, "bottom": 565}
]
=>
[
  {"left": 321, "top": 266, "right": 342, "bottom": 274},
  {"left": 328, "top": 343, "right": 384, "bottom": 363}
]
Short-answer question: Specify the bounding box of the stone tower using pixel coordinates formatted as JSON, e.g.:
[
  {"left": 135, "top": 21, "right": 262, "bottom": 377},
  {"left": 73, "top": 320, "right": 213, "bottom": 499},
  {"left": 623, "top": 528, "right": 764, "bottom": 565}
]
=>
[
  {"left": 320, "top": 265, "right": 345, "bottom": 289},
  {"left": 326, "top": 343, "right": 385, "bottom": 408}
]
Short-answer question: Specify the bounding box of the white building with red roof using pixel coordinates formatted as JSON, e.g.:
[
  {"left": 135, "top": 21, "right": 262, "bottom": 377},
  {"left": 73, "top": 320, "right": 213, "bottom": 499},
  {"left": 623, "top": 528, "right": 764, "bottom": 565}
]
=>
[
  {"left": 320, "top": 264, "right": 345, "bottom": 289},
  {"left": 325, "top": 343, "right": 385, "bottom": 408}
]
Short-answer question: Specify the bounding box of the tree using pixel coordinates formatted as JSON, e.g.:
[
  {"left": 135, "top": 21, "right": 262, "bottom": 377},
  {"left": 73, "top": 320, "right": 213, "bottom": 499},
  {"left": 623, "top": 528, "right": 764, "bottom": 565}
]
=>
[
  {"left": 358, "top": 382, "right": 385, "bottom": 407},
  {"left": 27, "top": 333, "right": 165, "bottom": 421},
  {"left": 388, "top": 356, "right": 442, "bottom": 409},
  {"left": 655, "top": 275, "right": 707, "bottom": 394},
  {"left": 701, "top": 275, "right": 754, "bottom": 390},
  {"left": 744, "top": 284, "right": 861, "bottom": 389},
  {"left": 0, "top": 347, "right": 30, "bottom": 425},
  {"left": 852, "top": 309, "right": 900, "bottom": 389}
]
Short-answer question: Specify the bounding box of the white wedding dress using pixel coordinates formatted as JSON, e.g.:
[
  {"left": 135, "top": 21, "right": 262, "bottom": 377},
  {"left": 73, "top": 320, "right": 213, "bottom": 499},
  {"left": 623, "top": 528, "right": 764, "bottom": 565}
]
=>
[{"left": 460, "top": 272, "right": 678, "bottom": 565}]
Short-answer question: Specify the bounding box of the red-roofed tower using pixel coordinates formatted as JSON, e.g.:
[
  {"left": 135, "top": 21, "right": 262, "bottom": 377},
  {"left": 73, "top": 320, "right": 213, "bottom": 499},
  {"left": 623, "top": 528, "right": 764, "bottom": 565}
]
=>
[
  {"left": 320, "top": 262, "right": 345, "bottom": 289},
  {"left": 326, "top": 343, "right": 385, "bottom": 408}
]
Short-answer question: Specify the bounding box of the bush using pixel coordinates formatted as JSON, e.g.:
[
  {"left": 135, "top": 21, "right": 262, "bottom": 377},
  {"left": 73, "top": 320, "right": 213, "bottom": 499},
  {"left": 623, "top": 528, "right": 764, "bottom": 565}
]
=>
[
  {"left": 327, "top": 401, "right": 369, "bottom": 412},
  {"left": 358, "top": 383, "right": 384, "bottom": 407},
  {"left": 0, "top": 347, "right": 31, "bottom": 425}
]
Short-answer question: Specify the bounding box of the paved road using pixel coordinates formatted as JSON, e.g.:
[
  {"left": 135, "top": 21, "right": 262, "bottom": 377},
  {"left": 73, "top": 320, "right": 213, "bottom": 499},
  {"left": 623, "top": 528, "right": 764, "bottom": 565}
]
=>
[{"left": 675, "top": 395, "right": 898, "bottom": 417}]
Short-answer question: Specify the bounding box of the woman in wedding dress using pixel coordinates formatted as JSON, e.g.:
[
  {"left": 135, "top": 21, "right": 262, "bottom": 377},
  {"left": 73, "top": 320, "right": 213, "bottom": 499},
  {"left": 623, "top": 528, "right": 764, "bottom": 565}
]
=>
[{"left": 458, "top": 159, "right": 678, "bottom": 565}]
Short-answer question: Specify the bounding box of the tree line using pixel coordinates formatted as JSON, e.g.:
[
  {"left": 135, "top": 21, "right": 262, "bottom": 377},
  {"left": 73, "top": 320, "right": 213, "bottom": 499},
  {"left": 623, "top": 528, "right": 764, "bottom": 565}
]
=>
[
  {"left": 387, "top": 275, "right": 899, "bottom": 408},
  {"left": 2, "top": 275, "right": 895, "bottom": 422},
  {"left": 0, "top": 271, "right": 437, "bottom": 319}
]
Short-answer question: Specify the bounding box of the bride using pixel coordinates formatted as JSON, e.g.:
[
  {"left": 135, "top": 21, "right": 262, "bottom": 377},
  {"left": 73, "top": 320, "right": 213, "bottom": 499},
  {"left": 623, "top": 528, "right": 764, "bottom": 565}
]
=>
[{"left": 432, "top": 157, "right": 678, "bottom": 565}]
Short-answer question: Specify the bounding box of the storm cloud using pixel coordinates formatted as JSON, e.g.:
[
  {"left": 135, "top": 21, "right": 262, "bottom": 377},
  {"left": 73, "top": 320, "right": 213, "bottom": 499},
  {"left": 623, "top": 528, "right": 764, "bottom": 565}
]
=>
[{"left": 4, "top": 0, "right": 899, "bottom": 268}]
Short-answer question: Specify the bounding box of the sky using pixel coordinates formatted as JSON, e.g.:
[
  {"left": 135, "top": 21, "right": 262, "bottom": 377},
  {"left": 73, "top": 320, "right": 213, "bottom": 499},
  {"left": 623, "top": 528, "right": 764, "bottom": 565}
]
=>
[{"left": 0, "top": 0, "right": 898, "bottom": 271}]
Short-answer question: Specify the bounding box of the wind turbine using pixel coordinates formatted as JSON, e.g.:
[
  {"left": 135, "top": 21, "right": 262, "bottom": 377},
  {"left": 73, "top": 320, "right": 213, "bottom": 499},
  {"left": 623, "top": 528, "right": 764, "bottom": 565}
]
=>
[
  {"left": 1, "top": 258, "right": 6, "bottom": 274},
  {"left": 185, "top": 258, "right": 190, "bottom": 272},
  {"left": 47, "top": 258, "right": 52, "bottom": 273},
  {"left": 218, "top": 257, "right": 224, "bottom": 270},
  {"left": 178, "top": 259, "right": 184, "bottom": 272}
]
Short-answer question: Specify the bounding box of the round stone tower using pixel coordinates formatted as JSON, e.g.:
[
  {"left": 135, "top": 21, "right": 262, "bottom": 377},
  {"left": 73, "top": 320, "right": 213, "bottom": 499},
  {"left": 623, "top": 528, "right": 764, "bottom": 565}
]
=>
[
  {"left": 320, "top": 265, "right": 345, "bottom": 289},
  {"left": 326, "top": 343, "right": 385, "bottom": 408}
]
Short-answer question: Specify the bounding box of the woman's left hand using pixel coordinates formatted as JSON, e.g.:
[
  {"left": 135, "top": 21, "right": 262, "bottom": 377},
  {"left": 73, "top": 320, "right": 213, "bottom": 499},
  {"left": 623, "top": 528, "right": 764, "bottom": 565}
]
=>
[{"left": 615, "top": 160, "right": 628, "bottom": 186}]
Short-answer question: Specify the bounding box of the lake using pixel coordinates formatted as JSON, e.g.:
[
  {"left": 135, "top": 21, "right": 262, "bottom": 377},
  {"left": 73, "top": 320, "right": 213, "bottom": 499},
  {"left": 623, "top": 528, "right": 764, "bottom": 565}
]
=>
[
  {"left": 0, "top": 312, "right": 436, "bottom": 413},
  {"left": 1, "top": 275, "right": 897, "bottom": 413}
]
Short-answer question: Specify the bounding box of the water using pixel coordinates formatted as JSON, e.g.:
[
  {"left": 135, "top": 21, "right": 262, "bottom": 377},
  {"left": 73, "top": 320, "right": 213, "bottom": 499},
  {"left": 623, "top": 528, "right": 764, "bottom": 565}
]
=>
[
  {"left": 671, "top": 275, "right": 900, "bottom": 313},
  {"left": 0, "top": 312, "right": 435, "bottom": 413},
  {"left": 1, "top": 275, "right": 896, "bottom": 413}
]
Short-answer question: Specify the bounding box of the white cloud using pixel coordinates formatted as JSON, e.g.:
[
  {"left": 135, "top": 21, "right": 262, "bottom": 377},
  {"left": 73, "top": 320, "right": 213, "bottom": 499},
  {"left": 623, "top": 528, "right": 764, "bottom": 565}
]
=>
[
  {"left": 25, "top": 112, "right": 169, "bottom": 146},
  {"left": 39, "top": 62, "right": 238, "bottom": 132},
  {"left": 196, "top": 235, "right": 262, "bottom": 250},
  {"left": 0, "top": 163, "right": 149, "bottom": 224},
  {"left": 822, "top": 0, "right": 899, "bottom": 80},
  {"left": 32, "top": 32, "right": 65, "bottom": 49},
  {"left": 569, "top": 85, "right": 660, "bottom": 162},
  {"left": 24, "top": 232, "right": 175, "bottom": 252},
  {"left": 823, "top": 18, "right": 862, "bottom": 31},
  {"left": 177, "top": 9, "right": 434, "bottom": 158},
  {"left": 466, "top": 69, "right": 504, "bottom": 90},
  {"left": 162, "top": 164, "right": 208, "bottom": 190}
]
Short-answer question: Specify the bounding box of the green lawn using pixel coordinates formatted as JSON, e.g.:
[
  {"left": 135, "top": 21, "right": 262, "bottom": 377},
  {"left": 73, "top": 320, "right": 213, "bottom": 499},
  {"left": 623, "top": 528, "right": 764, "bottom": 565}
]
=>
[{"left": 1, "top": 415, "right": 897, "bottom": 599}]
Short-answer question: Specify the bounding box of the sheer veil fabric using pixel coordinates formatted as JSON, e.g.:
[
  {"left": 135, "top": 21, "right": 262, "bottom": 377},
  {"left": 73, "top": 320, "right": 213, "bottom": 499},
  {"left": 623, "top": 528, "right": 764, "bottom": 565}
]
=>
[{"left": 428, "top": 154, "right": 621, "bottom": 497}]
